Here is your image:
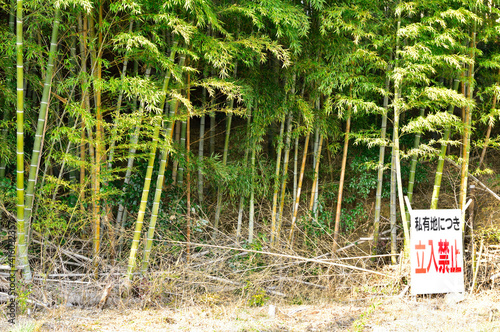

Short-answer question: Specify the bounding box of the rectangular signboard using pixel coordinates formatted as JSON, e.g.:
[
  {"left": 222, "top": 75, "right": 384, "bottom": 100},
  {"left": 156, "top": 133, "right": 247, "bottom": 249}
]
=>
[{"left": 410, "top": 209, "right": 464, "bottom": 295}]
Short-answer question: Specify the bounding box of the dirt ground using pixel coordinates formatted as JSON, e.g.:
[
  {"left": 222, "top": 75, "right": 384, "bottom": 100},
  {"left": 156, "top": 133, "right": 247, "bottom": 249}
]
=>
[{"left": 3, "top": 288, "right": 500, "bottom": 332}]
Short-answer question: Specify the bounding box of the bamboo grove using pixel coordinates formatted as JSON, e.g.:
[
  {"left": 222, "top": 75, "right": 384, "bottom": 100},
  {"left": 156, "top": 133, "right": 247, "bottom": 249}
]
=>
[{"left": 1, "top": 0, "right": 500, "bottom": 283}]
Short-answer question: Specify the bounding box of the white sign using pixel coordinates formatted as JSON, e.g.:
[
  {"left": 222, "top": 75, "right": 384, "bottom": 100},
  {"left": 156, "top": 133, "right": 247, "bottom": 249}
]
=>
[{"left": 410, "top": 209, "right": 464, "bottom": 295}]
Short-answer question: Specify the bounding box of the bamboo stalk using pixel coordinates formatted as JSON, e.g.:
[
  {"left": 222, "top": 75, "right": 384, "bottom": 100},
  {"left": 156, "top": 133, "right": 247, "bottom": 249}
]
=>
[
  {"left": 309, "top": 133, "right": 323, "bottom": 213},
  {"left": 214, "top": 62, "right": 237, "bottom": 235},
  {"left": 431, "top": 79, "right": 460, "bottom": 209},
  {"left": 125, "top": 126, "right": 160, "bottom": 280},
  {"left": 141, "top": 101, "right": 177, "bottom": 273},
  {"left": 406, "top": 108, "right": 424, "bottom": 206},
  {"left": 16, "top": 0, "right": 31, "bottom": 281},
  {"left": 332, "top": 110, "right": 351, "bottom": 251},
  {"left": 459, "top": 23, "right": 476, "bottom": 211},
  {"left": 213, "top": 113, "right": 233, "bottom": 234},
  {"left": 126, "top": 52, "right": 185, "bottom": 280},
  {"left": 115, "top": 66, "right": 150, "bottom": 232},
  {"left": 288, "top": 133, "right": 310, "bottom": 246},
  {"left": 276, "top": 113, "right": 293, "bottom": 244},
  {"left": 293, "top": 136, "right": 298, "bottom": 204},
  {"left": 198, "top": 67, "right": 208, "bottom": 203},
  {"left": 186, "top": 89, "right": 191, "bottom": 262},
  {"left": 176, "top": 119, "right": 187, "bottom": 186},
  {"left": 389, "top": 153, "right": 397, "bottom": 264},
  {"left": 270, "top": 117, "right": 285, "bottom": 243},
  {"left": 236, "top": 111, "right": 251, "bottom": 241},
  {"left": 392, "top": 7, "right": 410, "bottom": 255},
  {"left": 394, "top": 92, "right": 410, "bottom": 256},
  {"left": 372, "top": 70, "right": 390, "bottom": 256},
  {"left": 24, "top": 9, "right": 61, "bottom": 239},
  {"left": 198, "top": 113, "right": 205, "bottom": 203},
  {"left": 248, "top": 124, "right": 256, "bottom": 244}
]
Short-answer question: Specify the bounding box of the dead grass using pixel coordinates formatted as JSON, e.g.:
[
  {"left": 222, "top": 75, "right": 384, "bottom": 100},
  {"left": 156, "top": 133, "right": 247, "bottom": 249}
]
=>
[{"left": 2, "top": 288, "right": 500, "bottom": 331}]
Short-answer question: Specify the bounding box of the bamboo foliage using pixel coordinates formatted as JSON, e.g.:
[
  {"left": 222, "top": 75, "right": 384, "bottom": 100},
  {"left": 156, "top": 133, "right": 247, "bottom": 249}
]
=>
[{"left": 2, "top": 0, "right": 500, "bottom": 288}]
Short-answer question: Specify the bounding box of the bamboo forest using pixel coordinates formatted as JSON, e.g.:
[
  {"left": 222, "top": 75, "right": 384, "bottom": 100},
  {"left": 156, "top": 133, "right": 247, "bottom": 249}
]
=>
[{"left": 1, "top": 0, "right": 500, "bottom": 330}]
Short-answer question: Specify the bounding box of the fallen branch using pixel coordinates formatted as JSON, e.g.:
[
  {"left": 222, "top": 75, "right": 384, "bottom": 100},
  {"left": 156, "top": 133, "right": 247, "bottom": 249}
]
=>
[
  {"left": 0, "top": 292, "right": 49, "bottom": 309},
  {"left": 337, "top": 229, "right": 393, "bottom": 252},
  {"left": 164, "top": 241, "right": 396, "bottom": 278},
  {"left": 445, "top": 157, "right": 500, "bottom": 202},
  {"left": 266, "top": 277, "right": 326, "bottom": 289}
]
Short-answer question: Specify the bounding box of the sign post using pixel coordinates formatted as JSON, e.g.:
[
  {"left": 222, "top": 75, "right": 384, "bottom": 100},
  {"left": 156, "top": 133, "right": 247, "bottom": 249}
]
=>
[{"left": 405, "top": 198, "right": 471, "bottom": 296}]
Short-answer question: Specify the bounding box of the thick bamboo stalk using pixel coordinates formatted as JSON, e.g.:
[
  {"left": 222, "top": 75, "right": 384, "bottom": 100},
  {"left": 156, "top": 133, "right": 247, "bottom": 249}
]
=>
[
  {"left": 176, "top": 120, "right": 187, "bottom": 186},
  {"left": 431, "top": 79, "right": 460, "bottom": 209},
  {"left": 372, "top": 71, "right": 390, "bottom": 256},
  {"left": 293, "top": 136, "right": 298, "bottom": 204},
  {"left": 276, "top": 113, "right": 293, "bottom": 243},
  {"left": 172, "top": 121, "right": 181, "bottom": 184},
  {"left": 407, "top": 108, "right": 425, "bottom": 206},
  {"left": 248, "top": 138, "right": 256, "bottom": 244},
  {"left": 198, "top": 115, "right": 205, "bottom": 202},
  {"left": 198, "top": 65, "right": 210, "bottom": 203},
  {"left": 236, "top": 111, "right": 251, "bottom": 241},
  {"left": 309, "top": 125, "right": 319, "bottom": 211},
  {"left": 459, "top": 29, "right": 476, "bottom": 211},
  {"left": 270, "top": 117, "right": 285, "bottom": 243},
  {"left": 126, "top": 53, "right": 184, "bottom": 280},
  {"left": 198, "top": 103, "right": 206, "bottom": 205},
  {"left": 141, "top": 102, "right": 177, "bottom": 273},
  {"left": 309, "top": 133, "right": 323, "bottom": 213},
  {"left": 392, "top": 7, "right": 410, "bottom": 256},
  {"left": 16, "top": 0, "right": 31, "bottom": 281},
  {"left": 125, "top": 126, "right": 160, "bottom": 280},
  {"left": 213, "top": 113, "right": 233, "bottom": 234},
  {"left": 24, "top": 9, "right": 61, "bottom": 238},
  {"left": 214, "top": 62, "right": 238, "bottom": 235},
  {"left": 332, "top": 111, "right": 351, "bottom": 251},
  {"left": 394, "top": 93, "right": 410, "bottom": 255},
  {"left": 389, "top": 153, "right": 397, "bottom": 264},
  {"left": 288, "top": 133, "right": 310, "bottom": 246},
  {"left": 186, "top": 95, "right": 191, "bottom": 262}
]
